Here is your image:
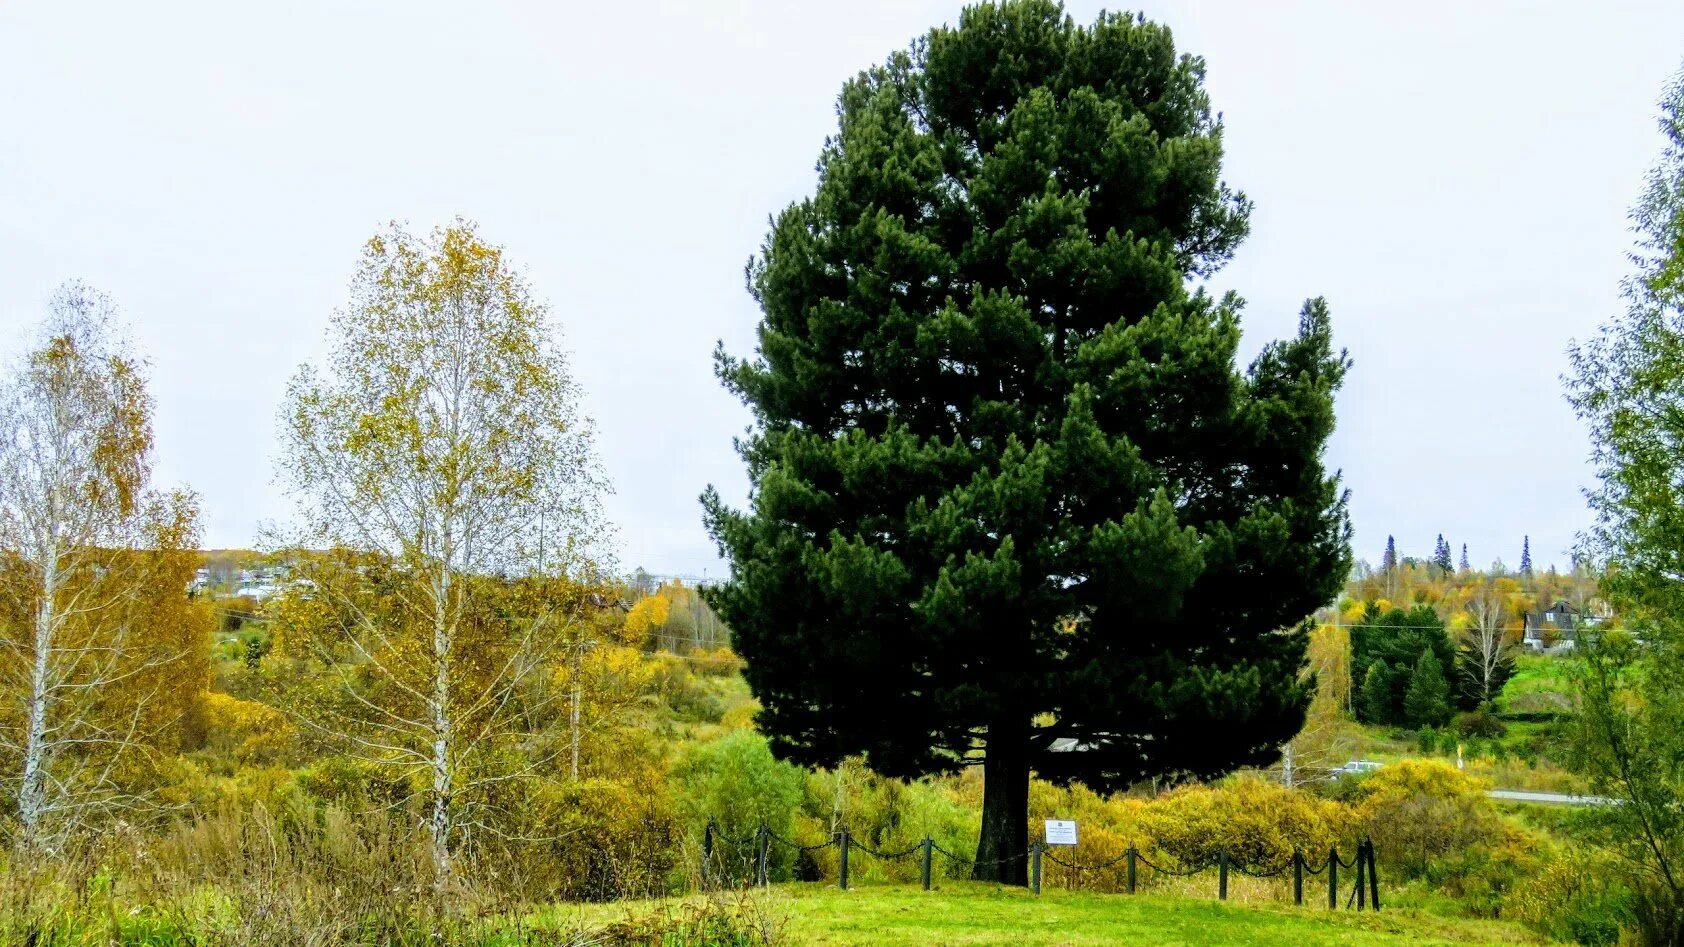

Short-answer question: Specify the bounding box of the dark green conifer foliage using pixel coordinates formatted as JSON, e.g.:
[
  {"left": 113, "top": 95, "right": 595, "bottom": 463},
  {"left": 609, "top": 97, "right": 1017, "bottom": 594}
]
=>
[
  {"left": 703, "top": 0, "right": 1350, "bottom": 885},
  {"left": 1359, "top": 662, "right": 1393, "bottom": 725},
  {"left": 1382, "top": 535, "right": 1398, "bottom": 572},
  {"left": 1460, "top": 543, "right": 1470, "bottom": 572},
  {"left": 1433, "top": 534, "right": 1452, "bottom": 573},
  {"left": 1404, "top": 648, "right": 1451, "bottom": 728},
  {"left": 1520, "top": 535, "right": 1534, "bottom": 576},
  {"left": 1350, "top": 604, "right": 1459, "bottom": 725}
]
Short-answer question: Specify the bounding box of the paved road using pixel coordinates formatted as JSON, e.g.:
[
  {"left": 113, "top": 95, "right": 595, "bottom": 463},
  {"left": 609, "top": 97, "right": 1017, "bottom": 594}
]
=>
[{"left": 1488, "top": 789, "right": 1619, "bottom": 806}]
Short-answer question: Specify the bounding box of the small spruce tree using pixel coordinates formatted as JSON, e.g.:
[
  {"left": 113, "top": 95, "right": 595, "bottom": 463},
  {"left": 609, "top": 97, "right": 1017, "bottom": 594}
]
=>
[
  {"left": 1433, "top": 534, "right": 1453, "bottom": 573},
  {"left": 1404, "top": 648, "right": 1451, "bottom": 728},
  {"left": 1359, "top": 661, "right": 1394, "bottom": 725},
  {"left": 1460, "top": 543, "right": 1470, "bottom": 572},
  {"left": 1520, "top": 536, "right": 1534, "bottom": 576},
  {"left": 1382, "top": 535, "right": 1399, "bottom": 572}
]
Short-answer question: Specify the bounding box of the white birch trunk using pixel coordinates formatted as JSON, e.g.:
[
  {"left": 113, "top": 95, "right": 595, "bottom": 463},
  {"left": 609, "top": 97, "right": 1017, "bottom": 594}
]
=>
[{"left": 18, "top": 540, "right": 57, "bottom": 849}]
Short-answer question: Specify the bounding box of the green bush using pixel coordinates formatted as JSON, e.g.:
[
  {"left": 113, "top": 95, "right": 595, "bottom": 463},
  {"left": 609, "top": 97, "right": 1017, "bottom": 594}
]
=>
[
  {"left": 1453, "top": 705, "right": 1507, "bottom": 739},
  {"left": 798, "top": 764, "right": 976, "bottom": 883},
  {"left": 1510, "top": 853, "right": 1630, "bottom": 946},
  {"left": 1423, "top": 842, "right": 1540, "bottom": 919},
  {"left": 1416, "top": 727, "right": 1439, "bottom": 754},
  {"left": 651, "top": 658, "right": 728, "bottom": 723},
  {"left": 671, "top": 731, "right": 805, "bottom": 882}
]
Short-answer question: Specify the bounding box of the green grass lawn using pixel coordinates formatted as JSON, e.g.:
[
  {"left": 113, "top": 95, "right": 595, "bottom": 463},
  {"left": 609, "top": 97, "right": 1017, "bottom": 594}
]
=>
[
  {"left": 558, "top": 882, "right": 1551, "bottom": 946},
  {"left": 1499, "top": 654, "right": 1573, "bottom": 715}
]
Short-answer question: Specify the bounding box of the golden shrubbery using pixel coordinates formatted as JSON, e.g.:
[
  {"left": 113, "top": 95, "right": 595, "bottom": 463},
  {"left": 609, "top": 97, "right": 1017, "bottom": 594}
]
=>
[
  {"left": 1143, "top": 776, "right": 1354, "bottom": 872},
  {"left": 200, "top": 691, "right": 295, "bottom": 765},
  {"left": 1013, "top": 761, "right": 1535, "bottom": 900},
  {"left": 1021, "top": 776, "right": 1353, "bottom": 892},
  {"left": 1348, "top": 760, "right": 1511, "bottom": 877},
  {"left": 505, "top": 774, "right": 681, "bottom": 902}
]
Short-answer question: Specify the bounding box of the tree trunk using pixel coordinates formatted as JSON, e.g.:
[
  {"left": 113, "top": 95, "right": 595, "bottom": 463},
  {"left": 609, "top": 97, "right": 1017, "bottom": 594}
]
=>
[
  {"left": 972, "top": 717, "right": 1029, "bottom": 885},
  {"left": 18, "top": 542, "right": 58, "bottom": 852},
  {"left": 569, "top": 644, "right": 582, "bottom": 781},
  {"left": 429, "top": 569, "right": 454, "bottom": 891}
]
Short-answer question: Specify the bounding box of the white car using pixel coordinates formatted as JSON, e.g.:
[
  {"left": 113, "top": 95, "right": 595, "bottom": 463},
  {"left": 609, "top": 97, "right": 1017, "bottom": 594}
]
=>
[{"left": 1334, "top": 760, "right": 1384, "bottom": 776}]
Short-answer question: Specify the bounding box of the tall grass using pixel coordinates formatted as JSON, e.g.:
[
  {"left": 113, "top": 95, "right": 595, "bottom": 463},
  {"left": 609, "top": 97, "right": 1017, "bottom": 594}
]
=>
[{"left": 0, "top": 805, "right": 779, "bottom": 946}]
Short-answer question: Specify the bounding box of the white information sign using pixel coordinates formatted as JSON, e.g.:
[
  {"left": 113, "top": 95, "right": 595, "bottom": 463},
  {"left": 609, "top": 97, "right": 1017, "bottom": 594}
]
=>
[{"left": 1044, "top": 819, "right": 1078, "bottom": 847}]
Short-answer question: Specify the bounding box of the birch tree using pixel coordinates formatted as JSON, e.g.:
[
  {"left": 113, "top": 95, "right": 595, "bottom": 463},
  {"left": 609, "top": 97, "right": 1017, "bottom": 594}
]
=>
[
  {"left": 1454, "top": 575, "right": 1522, "bottom": 706},
  {"left": 0, "top": 283, "right": 208, "bottom": 852},
  {"left": 1564, "top": 65, "right": 1684, "bottom": 942},
  {"left": 1282, "top": 622, "right": 1356, "bottom": 785},
  {"left": 277, "top": 221, "right": 608, "bottom": 887}
]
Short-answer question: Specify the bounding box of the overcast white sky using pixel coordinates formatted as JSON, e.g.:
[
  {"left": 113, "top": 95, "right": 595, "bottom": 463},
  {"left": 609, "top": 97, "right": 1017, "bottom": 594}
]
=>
[{"left": 3, "top": 1, "right": 1681, "bottom": 578}]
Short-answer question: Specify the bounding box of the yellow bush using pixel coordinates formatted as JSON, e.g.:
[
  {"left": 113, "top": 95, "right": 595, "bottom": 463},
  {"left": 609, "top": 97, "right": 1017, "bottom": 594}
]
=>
[
  {"left": 1139, "top": 777, "right": 1353, "bottom": 873},
  {"left": 150, "top": 756, "right": 303, "bottom": 813},
  {"left": 719, "top": 697, "right": 759, "bottom": 731},
  {"left": 690, "top": 646, "right": 745, "bottom": 677},
  {"left": 1351, "top": 759, "right": 1505, "bottom": 877},
  {"left": 200, "top": 691, "right": 294, "bottom": 764},
  {"left": 508, "top": 774, "right": 681, "bottom": 902}
]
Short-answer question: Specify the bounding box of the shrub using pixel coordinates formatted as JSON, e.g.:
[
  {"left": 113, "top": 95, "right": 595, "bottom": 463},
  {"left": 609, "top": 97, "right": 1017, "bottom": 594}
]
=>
[
  {"left": 493, "top": 774, "right": 681, "bottom": 902},
  {"left": 688, "top": 647, "right": 746, "bottom": 678},
  {"left": 295, "top": 753, "right": 414, "bottom": 811},
  {"left": 1028, "top": 779, "right": 1150, "bottom": 891},
  {"left": 719, "top": 698, "right": 760, "bottom": 731},
  {"left": 1416, "top": 727, "right": 1439, "bottom": 754},
  {"left": 671, "top": 731, "right": 805, "bottom": 882},
  {"left": 0, "top": 808, "right": 617, "bottom": 945},
  {"left": 1138, "top": 777, "right": 1353, "bottom": 873},
  {"left": 1351, "top": 759, "right": 1506, "bottom": 878},
  {"left": 800, "top": 764, "right": 976, "bottom": 883},
  {"left": 651, "top": 655, "right": 728, "bottom": 723},
  {"left": 1422, "top": 832, "right": 1544, "bottom": 919},
  {"left": 1509, "top": 851, "right": 1630, "bottom": 945},
  {"left": 200, "top": 691, "right": 295, "bottom": 764},
  {"left": 152, "top": 755, "right": 303, "bottom": 814},
  {"left": 1453, "top": 705, "right": 1507, "bottom": 739}
]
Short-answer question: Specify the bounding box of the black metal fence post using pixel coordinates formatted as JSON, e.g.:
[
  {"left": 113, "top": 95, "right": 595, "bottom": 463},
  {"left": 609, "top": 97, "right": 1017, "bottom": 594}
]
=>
[
  {"left": 1126, "top": 846, "right": 1137, "bottom": 894},
  {"left": 755, "top": 824, "right": 770, "bottom": 887},
  {"left": 838, "top": 829, "right": 851, "bottom": 890},
  {"left": 1366, "top": 839, "right": 1381, "bottom": 911},
  {"left": 1031, "top": 843, "right": 1043, "bottom": 895},
  {"left": 702, "top": 819, "right": 715, "bottom": 888},
  {"left": 1292, "top": 848, "right": 1303, "bottom": 906},
  {"left": 1218, "top": 850, "right": 1229, "bottom": 900},
  {"left": 921, "top": 837, "right": 933, "bottom": 891},
  {"left": 1327, "top": 847, "right": 1338, "bottom": 910}
]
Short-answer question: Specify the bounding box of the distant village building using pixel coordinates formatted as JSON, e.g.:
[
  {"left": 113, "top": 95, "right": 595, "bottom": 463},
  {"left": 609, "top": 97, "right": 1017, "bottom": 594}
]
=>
[
  {"left": 1523, "top": 600, "right": 1600, "bottom": 652},
  {"left": 220, "top": 565, "right": 292, "bottom": 602}
]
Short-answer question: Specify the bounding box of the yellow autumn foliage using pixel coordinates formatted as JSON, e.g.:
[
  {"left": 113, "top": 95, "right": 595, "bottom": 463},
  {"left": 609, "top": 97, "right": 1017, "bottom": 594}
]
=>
[
  {"left": 1350, "top": 759, "right": 1510, "bottom": 877},
  {"left": 201, "top": 691, "right": 295, "bottom": 764},
  {"left": 624, "top": 595, "right": 670, "bottom": 641},
  {"left": 1140, "top": 776, "right": 1355, "bottom": 871}
]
